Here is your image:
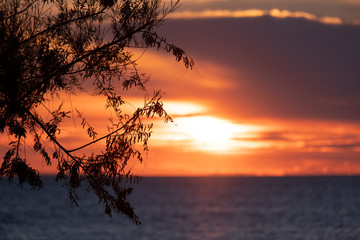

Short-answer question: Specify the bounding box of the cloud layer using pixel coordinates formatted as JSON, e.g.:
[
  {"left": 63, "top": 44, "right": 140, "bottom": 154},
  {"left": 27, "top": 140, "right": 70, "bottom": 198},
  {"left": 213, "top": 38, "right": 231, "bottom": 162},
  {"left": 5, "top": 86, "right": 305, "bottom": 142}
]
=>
[
  {"left": 170, "top": 9, "right": 352, "bottom": 25},
  {"left": 176, "top": 0, "right": 360, "bottom": 23}
]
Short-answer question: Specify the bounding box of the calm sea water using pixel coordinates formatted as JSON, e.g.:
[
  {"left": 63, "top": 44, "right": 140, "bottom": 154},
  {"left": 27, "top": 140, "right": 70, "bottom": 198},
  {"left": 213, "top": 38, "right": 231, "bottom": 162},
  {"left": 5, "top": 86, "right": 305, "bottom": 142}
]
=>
[{"left": 1, "top": 176, "right": 360, "bottom": 240}]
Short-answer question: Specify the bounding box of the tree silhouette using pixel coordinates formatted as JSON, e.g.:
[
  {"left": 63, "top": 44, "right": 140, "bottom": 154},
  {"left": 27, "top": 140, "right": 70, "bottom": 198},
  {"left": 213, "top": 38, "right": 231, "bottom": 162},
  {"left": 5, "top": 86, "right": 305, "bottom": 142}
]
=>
[{"left": 0, "top": 0, "right": 193, "bottom": 224}]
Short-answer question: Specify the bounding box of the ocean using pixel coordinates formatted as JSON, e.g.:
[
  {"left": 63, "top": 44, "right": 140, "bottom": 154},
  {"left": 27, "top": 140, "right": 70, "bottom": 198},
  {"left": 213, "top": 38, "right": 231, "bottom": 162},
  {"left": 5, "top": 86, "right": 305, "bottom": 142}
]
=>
[{"left": 1, "top": 176, "right": 360, "bottom": 240}]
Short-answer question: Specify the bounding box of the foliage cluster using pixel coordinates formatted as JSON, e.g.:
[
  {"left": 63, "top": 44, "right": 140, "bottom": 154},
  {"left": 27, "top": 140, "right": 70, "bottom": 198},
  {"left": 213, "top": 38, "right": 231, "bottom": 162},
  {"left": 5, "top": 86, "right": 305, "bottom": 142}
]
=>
[{"left": 0, "top": 0, "right": 193, "bottom": 224}]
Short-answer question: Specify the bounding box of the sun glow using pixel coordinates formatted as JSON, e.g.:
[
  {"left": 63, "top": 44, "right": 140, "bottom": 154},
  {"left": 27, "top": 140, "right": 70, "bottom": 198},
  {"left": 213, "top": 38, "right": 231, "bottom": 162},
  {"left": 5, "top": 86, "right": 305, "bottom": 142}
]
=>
[{"left": 176, "top": 116, "right": 237, "bottom": 152}]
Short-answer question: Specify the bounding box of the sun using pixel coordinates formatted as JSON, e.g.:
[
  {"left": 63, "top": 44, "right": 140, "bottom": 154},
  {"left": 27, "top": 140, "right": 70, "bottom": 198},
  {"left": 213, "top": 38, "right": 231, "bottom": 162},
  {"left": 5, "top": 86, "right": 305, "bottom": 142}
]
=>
[{"left": 176, "top": 116, "right": 235, "bottom": 152}]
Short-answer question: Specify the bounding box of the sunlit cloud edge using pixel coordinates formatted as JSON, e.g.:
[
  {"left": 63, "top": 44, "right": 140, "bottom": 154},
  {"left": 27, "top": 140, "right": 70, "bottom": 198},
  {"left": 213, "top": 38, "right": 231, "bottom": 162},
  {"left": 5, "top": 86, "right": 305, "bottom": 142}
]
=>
[{"left": 169, "top": 8, "right": 360, "bottom": 26}]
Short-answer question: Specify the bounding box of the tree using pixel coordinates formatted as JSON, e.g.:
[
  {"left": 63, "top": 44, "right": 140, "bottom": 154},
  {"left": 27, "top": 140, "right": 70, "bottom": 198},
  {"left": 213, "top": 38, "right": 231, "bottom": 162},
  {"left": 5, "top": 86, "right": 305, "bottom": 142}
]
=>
[{"left": 0, "top": 0, "right": 193, "bottom": 224}]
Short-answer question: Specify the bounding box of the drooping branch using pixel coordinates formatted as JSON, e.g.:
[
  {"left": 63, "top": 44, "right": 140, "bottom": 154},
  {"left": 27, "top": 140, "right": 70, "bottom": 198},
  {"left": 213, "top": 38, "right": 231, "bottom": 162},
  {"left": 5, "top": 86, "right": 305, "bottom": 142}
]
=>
[
  {"left": 26, "top": 108, "right": 141, "bottom": 224},
  {"left": 68, "top": 114, "right": 137, "bottom": 153},
  {"left": 20, "top": 8, "right": 106, "bottom": 45},
  {"left": 27, "top": 109, "right": 74, "bottom": 160},
  {"left": 0, "top": 0, "right": 37, "bottom": 21}
]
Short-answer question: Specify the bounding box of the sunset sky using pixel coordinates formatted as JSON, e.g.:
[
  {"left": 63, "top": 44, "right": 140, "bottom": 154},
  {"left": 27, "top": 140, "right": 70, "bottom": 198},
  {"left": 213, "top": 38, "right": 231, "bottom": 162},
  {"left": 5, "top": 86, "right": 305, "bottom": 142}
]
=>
[
  {"left": 2, "top": 0, "right": 360, "bottom": 176},
  {"left": 130, "top": 0, "right": 360, "bottom": 176}
]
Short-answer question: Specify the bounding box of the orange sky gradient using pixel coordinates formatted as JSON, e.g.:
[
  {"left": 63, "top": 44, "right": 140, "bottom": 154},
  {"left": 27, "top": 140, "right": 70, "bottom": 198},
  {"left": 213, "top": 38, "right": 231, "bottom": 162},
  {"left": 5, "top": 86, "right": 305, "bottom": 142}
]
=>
[{"left": 1, "top": 0, "right": 360, "bottom": 176}]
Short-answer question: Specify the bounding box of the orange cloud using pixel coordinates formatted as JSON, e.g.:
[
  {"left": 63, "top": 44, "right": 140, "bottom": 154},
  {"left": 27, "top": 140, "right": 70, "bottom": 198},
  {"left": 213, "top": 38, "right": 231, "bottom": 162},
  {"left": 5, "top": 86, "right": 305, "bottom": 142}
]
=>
[
  {"left": 133, "top": 50, "right": 235, "bottom": 92},
  {"left": 169, "top": 8, "right": 348, "bottom": 25},
  {"left": 170, "top": 9, "right": 265, "bottom": 19}
]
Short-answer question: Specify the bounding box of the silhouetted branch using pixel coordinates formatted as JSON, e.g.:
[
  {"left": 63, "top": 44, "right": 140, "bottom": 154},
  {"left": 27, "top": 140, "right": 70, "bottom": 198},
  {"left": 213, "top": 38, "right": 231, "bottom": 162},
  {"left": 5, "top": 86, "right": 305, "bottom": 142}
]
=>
[
  {"left": 0, "top": 0, "right": 36, "bottom": 21},
  {"left": 68, "top": 115, "right": 137, "bottom": 153},
  {"left": 27, "top": 108, "right": 141, "bottom": 224},
  {"left": 20, "top": 9, "right": 106, "bottom": 45}
]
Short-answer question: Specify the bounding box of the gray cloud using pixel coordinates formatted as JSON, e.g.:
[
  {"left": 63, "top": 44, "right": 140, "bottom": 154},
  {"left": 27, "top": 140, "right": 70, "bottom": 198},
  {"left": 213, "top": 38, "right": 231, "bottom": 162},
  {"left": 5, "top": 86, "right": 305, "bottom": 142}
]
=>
[{"left": 157, "top": 16, "right": 360, "bottom": 122}]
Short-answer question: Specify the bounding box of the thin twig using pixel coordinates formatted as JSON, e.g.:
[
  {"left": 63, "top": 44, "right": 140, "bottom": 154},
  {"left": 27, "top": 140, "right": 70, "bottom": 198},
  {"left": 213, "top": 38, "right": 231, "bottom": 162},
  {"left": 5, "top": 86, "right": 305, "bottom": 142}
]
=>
[{"left": 68, "top": 113, "right": 138, "bottom": 153}]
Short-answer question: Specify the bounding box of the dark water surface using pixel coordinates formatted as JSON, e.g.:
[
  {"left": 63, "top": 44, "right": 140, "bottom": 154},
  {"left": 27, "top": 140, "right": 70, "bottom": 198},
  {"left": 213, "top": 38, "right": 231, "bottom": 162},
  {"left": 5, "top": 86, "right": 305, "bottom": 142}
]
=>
[{"left": 1, "top": 176, "right": 360, "bottom": 239}]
